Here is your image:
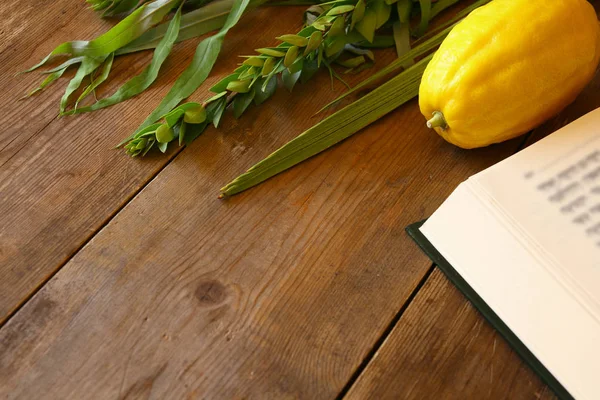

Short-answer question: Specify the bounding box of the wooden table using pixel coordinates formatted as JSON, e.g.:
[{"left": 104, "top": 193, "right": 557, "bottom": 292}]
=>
[{"left": 1, "top": 1, "right": 598, "bottom": 398}]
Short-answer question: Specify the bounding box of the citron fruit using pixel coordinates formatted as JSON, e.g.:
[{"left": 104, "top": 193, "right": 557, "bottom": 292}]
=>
[{"left": 419, "top": 0, "right": 600, "bottom": 149}]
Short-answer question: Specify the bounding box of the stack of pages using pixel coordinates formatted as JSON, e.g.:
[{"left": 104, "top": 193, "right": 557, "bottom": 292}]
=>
[{"left": 410, "top": 108, "right": 600, "bottom": 400}]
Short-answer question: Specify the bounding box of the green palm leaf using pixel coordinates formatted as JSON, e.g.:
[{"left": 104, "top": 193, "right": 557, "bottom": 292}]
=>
[{"left": 220, "top": 54, "right": 432, "bottom": 197}]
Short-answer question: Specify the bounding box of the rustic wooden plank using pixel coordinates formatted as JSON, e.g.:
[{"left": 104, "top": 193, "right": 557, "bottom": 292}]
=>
[
  {"left": 0, "top": 52, "right": 522, "bottom": 400},
  {"left": 0, "top": 2, "right": 321, "bottom": 324},
  {"left": 345, "top": 268, "right": 557, "bottom": 400},
  {"left": 0, "top": 0, "right": 173, "bottom": 322}
]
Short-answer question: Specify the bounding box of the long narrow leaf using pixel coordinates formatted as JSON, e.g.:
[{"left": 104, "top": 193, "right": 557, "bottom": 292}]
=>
[
  {"left": 41, "top": 57, "right": 86, "bottom": 74},
  {"left": 101, "top": 0, "right": 144, "bottom": 17},
  {"left": 26, "top": 58, "right": 84, "bottom": 96},
  {"left": 59, "top": 56, "right": 105, "bottom": 113},
  {"left": 74, "top": 53, "right": 115, "bottom": 108},
  {"left": 118, "top": 0, "right": 234, "bottom": 54},
  {"left": 392, "top": 21, "right": 412, "bottom": 65},
  {"left": 128, "top": 0, "right": 255, "bottom": 138},
  {"left": 66, "top": 6, "right": 182, "bottom": 114},
  {"left": 415, "top": 0, "right": 431, "bottom": 37},
  {"left": 27, "top": 68, "right": 69, "bottom": 97},
  {"left": 25, "top": 0, "right": 178, "bottom": 72},
  {"left": 220, "top": 54, "right": 433, "bottom": 197}
]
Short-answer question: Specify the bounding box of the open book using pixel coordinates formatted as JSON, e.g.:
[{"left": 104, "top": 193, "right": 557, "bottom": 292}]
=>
[{"left": 408, "top": 108, "right": 600, "bottom": 400}]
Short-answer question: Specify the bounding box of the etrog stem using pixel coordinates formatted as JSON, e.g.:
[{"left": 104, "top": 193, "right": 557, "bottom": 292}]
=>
[{"left": 427, "top": 111, "right": 447, "bottom": 130}]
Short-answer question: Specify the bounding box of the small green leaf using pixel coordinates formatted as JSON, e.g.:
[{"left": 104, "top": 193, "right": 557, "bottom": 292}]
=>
[
  {"left": 205, "top": 91, "right": 228, "bottom": 104},
  {"left": 211, "top": 97, "right": 228, "bottom": 128},
  {"left": 184, "top": 120, "right": 210, "bottom": 145},
  {"left": 416, "top": 0, "right": 432, "bottom": 37},
  {"left": 312, "top": 20, "right": 328, "bottom": 31},
  {"left": 300, "top": 57, "right": 319, "bottom": 83},
  {"left": 396, "top": 0, "right": 412, "bottom": 23},
  {"left": 232, "top": 90, "right": 256, "bottom": 118},
  {"left": 355, "top": 9, "right": 377, "bottom": 43},
  {"left": 243, "top": 57, "right": 265, "bottom": 67},
  {"left": 135, "top": 138, "right": 148, "bottom": 150},
  {"left": 238, "top": 66, "right": 257, "bottom": 81},
  {"left": 211, "top": 73, "right": 241, "bottom": 93},
  {"left": 184, "top": 104, "right": 207, "bottom": 124},
  {"left": 317, "top": 46, "right": 324, "bottom": 67},
  {"left": 179, "top": 121, "right": 187, "bottom": 146},
  {"left": 226, "top": 79, "right": 252, "bottom": 93},
  {"left": 142, "top": 138, "right": 155, "bottom": 156},
  {"left": 284, "top": 46, "right": 299, "bottom": 68},
  {"left": 156, "top": 124, "right": 176, "bottom": 143},
  {"left": 163, "top": 102, "right": 202, "bottom": 127},
  {"left": 372, "top": 0, "right": 392, "bottom": 28},
  {"left": 256, "top": 48, "right": 286, "bottom": 57},
  {"left": 282, "top": 68, "right": 301, "bottom": 92},
  {"left": 253, "top": 77, "right": 277, "bottom": 105},
  {"left": 325, "top": 37, "right": 345, "bottom": 57},
  {"left": 276, "top": 34, "right": 309, "bottom": 47},
  {"left": 329, "top": 16, "right": 346, "bottom": 37},
  {"left": 351, "top": 0, "right": 366, "bottom": 30},
  {"left": 304, "top": 31, "right": 323, "bottom": 55},
  {"left": 132, "top": 123, "right": 162, "bottom": 140},
  {"left": 336, "top": 55, "right": 365, "bottom": 68},
  {"left": 261, "top": 57, "right": 276, "bottom": 76},
  {"left": 327, "top": 5, "right": 355, "bottom": 15},
  {"left": 157, "top": 141, "right": 169, "bottom": 153},
  {"left": 262, "top": 59, "right": 283, "bottom": 91},
  {"left": 288, "top": 57, "right": 304, "bottom": 74}
]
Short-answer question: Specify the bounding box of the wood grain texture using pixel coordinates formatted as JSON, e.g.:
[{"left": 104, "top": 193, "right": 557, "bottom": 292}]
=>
[
  {"left": 0, "top": 16, "right": 522, "bottom": 397},
  {"left": 345, "top": 268, "right": 557, "bottom": 400},
  {"left": 0, "top": 134, "right": 518, "bottom": 399},
  {"left": 0, "top": 2, "right": 321, "bottom": 324},
  {"left": 0, "top": 0, "right": 474, "bottom": 325},
  {"left": 2, "top": 1, "right": 597, "bottom": 399}
]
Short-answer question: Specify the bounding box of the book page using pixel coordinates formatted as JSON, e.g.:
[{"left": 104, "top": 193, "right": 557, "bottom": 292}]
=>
[
  {"left": 472, "top": 108, "right": 600, "bottom": 320},
  {"left": 420, "top": 183, "right": 600, "bottom": 400}
]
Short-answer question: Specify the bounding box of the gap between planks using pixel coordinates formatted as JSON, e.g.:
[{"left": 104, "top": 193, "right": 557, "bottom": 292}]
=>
[
  {"left": 335, "top": 263, "right": 436, "bottom": 400},
  {"left": 0, "top": 145, "right": 185, "bottom": 329},
  {"left": 333, "top": 130, "right": 535, "bottom": 399}
]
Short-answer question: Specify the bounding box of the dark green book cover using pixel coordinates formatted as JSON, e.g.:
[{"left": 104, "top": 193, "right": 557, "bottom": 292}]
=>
[{"left": 406, "top": 220, "right": 573, "bottom": 400}]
